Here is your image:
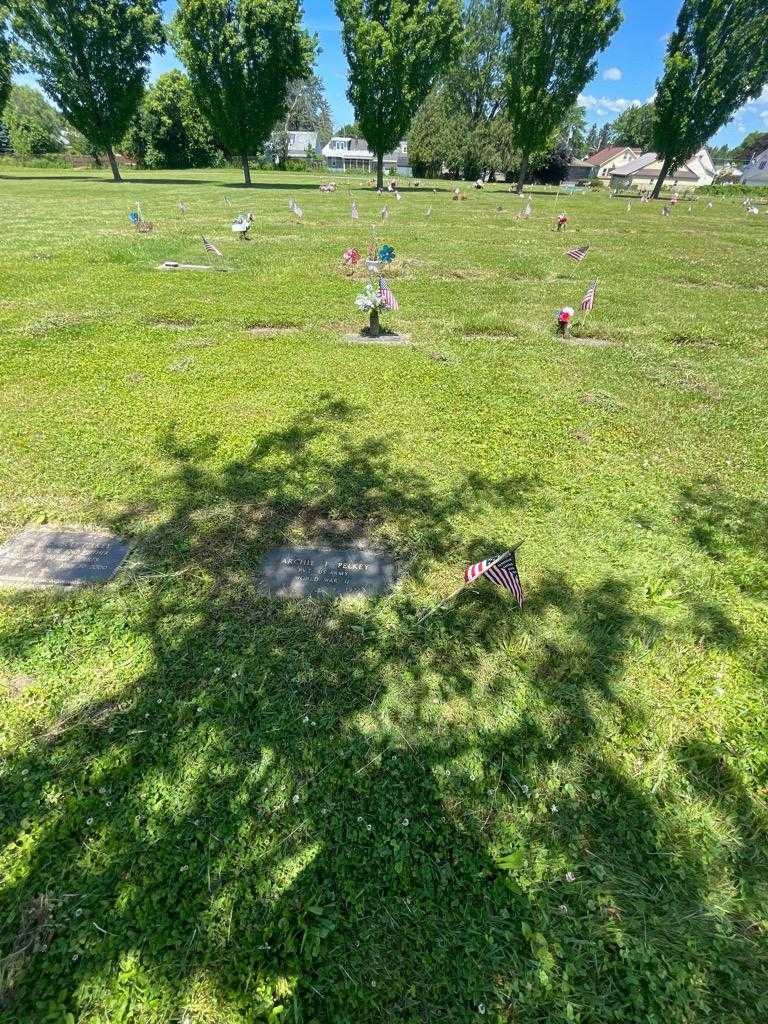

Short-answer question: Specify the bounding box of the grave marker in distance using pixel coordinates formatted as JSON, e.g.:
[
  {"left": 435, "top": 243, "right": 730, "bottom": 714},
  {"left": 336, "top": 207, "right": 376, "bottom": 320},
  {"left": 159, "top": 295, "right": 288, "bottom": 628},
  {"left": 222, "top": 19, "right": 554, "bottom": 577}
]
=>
[{"left": 0, "top": 528, "right": 131, "bottom": 588}]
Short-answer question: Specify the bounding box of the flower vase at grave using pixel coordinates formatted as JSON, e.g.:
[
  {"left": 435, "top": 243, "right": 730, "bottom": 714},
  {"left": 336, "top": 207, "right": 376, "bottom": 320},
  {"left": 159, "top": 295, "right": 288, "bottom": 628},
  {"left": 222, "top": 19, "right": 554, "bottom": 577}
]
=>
[{"left": 369, "top": 308, "right": 381, "bottom": 337}]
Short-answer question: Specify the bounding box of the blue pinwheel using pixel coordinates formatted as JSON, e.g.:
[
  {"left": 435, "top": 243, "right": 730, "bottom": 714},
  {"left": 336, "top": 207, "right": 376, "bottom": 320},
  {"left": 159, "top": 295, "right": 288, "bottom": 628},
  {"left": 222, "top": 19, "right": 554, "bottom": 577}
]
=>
[
  {"left": 128, "top": 210, "right": 140, "bottom": 224},
  {"left": 378, "top": 244, "right": 395, "bottom": 264}
]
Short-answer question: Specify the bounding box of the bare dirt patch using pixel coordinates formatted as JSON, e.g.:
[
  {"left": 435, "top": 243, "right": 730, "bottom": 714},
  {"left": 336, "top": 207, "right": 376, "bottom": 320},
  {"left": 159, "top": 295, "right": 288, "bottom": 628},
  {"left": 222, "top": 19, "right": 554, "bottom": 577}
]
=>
[
  {"left": 247, "top": 324, "right": 299, "bottom": 336},
  {"left": 150, "top": 317, "right": 198, "bottom": 330}
]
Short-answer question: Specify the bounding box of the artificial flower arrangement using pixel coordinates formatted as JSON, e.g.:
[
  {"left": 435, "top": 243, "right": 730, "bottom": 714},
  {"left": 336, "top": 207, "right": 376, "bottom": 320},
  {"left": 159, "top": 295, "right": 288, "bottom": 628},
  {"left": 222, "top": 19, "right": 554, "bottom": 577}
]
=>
[
  {"left": 556, "top": 306, "right": 574, "bottom": 336},
  {"left": 352, "top": 245, "right": 399, "bottom": 337}
]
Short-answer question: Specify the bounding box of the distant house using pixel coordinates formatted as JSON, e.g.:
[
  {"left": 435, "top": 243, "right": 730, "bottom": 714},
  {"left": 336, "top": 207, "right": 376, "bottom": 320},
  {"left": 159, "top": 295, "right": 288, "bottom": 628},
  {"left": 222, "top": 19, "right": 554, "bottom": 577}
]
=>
[
  {"left": 584, "top": 145, "right": 641, "bottom": 180},
  {"left": 321, "top": 136, "right": 412, "bottom": 176},
  {"left": 609, "top": 148, "right": 716, "bottom": 191},
  {"left": 742, "top": 147, "right": 768, "bottom": 186},
  {"left": 285, "top": 131, "right": 320, "bottom": 160},
  {"left": 565, "top": 157, "right": 596, "bottom": 183}
]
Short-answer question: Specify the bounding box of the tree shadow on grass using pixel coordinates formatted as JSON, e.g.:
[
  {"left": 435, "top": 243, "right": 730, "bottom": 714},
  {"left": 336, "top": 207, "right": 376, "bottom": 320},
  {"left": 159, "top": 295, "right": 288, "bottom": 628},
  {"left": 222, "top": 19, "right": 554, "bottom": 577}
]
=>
[{"left": 1, "top": 401, "right": 766, "bottom": 1022}]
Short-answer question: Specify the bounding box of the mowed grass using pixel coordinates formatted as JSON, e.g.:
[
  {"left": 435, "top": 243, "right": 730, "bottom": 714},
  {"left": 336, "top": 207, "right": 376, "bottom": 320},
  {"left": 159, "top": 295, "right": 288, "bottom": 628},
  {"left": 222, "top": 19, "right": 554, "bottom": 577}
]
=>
[{"left": 0, "top": 166, "right": 767, "bottom": 1024}]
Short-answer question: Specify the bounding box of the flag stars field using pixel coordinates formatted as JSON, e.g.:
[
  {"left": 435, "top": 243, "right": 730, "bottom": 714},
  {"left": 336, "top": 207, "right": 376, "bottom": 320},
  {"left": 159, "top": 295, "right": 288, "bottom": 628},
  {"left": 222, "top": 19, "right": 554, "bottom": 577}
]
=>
[{"left": 0, "top": 166, "right": 767, "bottom": 1024}]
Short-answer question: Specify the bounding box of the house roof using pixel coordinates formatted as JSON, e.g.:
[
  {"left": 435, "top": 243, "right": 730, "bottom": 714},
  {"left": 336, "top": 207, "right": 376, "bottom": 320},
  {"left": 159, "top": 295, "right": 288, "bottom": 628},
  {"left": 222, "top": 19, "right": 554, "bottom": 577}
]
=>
[
  {"left": 321, "top": 136, "right": 407, "bottom": 163},
  {"left": 584, "top": 146, "right": 639, "bottom": 166},
  {"left": 569, "top": 158, "right": 594, "bottom": 169}
]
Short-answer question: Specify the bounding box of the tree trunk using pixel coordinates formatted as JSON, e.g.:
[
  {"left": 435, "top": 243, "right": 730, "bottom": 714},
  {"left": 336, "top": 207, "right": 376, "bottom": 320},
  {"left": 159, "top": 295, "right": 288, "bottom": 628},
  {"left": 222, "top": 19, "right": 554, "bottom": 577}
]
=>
[
  {"left": 106, "top": 146, "right": 122, "bottom": 183},
  {"left": 516, "top": 152, "right": 529, "bottom": 195},
  {"left": 376, "top": 152, "right": 384, "bottom": 190},
  {"left": 241, "top": 153, "right": 252, "bottom": 186},
  {"left": 651, "top": 156, "right": 672, "bottom": 199},
  {"left": 369, "top": 308, "right": 380, "bottom": 337}
]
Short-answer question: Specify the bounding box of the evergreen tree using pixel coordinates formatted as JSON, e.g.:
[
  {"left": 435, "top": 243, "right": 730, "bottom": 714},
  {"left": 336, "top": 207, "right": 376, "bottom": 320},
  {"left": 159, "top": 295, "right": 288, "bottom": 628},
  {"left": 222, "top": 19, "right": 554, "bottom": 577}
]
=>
[
  {"left": 504, "top": 0, "right": 622, "bottom": 193},
  {"left": 335, "top": 0, "right": 460, "bottom": 188},
  {"left": 584, "top": 123, "right": 599, "bottom": 154},
  {"left": 652, "top": 0, "right": 768, "bottom": 197},
  {"left": 172, "top": 0, "right": 314, "bottom": 186},
  {"left": 12, "top": 0, "right": 164, "bottom": 181}
]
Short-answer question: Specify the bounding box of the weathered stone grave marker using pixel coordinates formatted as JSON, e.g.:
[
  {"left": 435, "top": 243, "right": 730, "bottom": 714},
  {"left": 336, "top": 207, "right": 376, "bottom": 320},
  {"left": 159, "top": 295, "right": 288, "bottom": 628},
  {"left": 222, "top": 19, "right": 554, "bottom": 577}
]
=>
[
  {"left": 0, "top": 528, "right": 130, "bottom": 588},
  {"left": 260, "top": 546, "right": 395, "bottom": 599}
]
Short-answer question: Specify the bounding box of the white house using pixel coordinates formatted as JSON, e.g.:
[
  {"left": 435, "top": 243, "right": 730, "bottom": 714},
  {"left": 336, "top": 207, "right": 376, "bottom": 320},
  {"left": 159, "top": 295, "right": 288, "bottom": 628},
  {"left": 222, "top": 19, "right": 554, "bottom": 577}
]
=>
[
  {"left": 742, "top": 147, "right": 768, "bottom": 186},
  {"left": 584, "top": 145, "right": 641, "bottom": 180},
  {"left": 609, "top": 148, "right": 716, "bottom": 190},
  {"left": 321, "top": 137, "right": 412, "bottom": 176},
  {"left": 285, "top": 131, "right": 320, "bottom": 161}
]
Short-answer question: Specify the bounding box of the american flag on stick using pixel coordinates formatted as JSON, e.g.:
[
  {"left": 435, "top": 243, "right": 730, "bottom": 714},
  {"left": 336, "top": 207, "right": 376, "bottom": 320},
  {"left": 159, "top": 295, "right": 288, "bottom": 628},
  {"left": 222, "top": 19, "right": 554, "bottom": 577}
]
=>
[
  {"left": 351, "top": 200, "right": 359, "bottom": 220},
  {"left": 580, "top": 280, "right": 598, "bottom": 312},
  {"left": 567, "top": 245, "right": 589, "bottom": 262},
  {"left": 416, "top": 543, "right": 525, "bottom": 623},
  {"left": 465, "top": 549, "right": 524, "bottom": 607},
  {"left": 202, "top": 236, "right": 223, "bottom": 257},
  {"left": 378, "top": 278, "right": 399, "bottom": 310}
]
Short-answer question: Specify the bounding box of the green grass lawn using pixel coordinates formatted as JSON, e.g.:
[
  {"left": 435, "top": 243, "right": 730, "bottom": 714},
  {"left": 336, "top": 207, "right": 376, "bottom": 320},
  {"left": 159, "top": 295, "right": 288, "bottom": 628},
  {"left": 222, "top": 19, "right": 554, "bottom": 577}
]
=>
[{"left": 0, "top": 166, "right": 767, "bottom": 1024}]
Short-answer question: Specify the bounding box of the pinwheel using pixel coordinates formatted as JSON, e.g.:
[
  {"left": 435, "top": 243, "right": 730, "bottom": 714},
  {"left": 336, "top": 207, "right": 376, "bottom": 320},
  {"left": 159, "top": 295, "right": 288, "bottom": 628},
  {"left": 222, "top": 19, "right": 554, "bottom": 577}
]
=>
[
  {"left": 343, "top": 247, "right": 361, "bottom": 268},
  {"left": 378, "top": 244, "right": 395, "bottom": 264}
]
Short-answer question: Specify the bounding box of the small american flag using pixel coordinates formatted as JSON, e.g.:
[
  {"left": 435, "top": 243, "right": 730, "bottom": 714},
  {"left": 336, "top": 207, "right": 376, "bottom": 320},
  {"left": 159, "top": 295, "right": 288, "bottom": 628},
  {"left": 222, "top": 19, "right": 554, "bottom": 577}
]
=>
[
  {"left": 351, "top": 200, "right": 359, "bottom": 220},
  {"left": 289, "top": 199, "right": 304, "bottom": 218},
  {"left": 566, "top": 245, "right": 589, "bottom": 262},
  {"left": 426, "top": 206, "right": 432, "bottom": 217},
  {"left": 465, "top": 550, "right": 523, "bottom": 607},
  {"left": 202, "top": 236, "right": 223, "bottom": 257},
  {"left": 224, "top": 196, "right": 232, "bottom": 207},
  {"left": 378, "top": 278, "right": 399, "bottom": 310},
  {"left": 381, "top": 205, "right": 389, "bottom": 220},
  {"left": 580, "top": 280, "right": 597, "bottom": 312}
]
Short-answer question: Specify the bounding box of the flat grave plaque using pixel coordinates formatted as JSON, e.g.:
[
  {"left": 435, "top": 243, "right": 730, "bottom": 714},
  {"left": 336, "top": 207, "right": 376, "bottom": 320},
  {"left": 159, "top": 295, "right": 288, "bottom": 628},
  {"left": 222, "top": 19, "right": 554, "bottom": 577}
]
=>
[
  {"left": 0, "top": 528, "right": 131, "bottom": 588},
  {"left": 260, "top": 546, "right": 395, "bottom": 599}
]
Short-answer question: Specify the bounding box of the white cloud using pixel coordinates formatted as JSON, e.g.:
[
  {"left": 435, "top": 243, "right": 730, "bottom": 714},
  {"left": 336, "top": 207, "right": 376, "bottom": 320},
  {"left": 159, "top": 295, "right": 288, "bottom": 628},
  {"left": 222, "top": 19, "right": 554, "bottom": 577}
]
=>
[
  {"left": 603, "top": 67, "right": 622, "bottom": 81},
  {"left": 658, "top": 32, "right": 671, "bottom": 45},
  {"left": 577, "top": 94, "right": 642, "bottom": 117}
]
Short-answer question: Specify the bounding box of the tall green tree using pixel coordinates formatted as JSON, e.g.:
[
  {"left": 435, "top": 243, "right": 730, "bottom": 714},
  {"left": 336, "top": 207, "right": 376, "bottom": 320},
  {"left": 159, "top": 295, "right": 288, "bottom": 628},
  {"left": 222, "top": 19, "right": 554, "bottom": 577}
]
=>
[
  {"left": 652, "top": 0, "right": 768, "bottom": 197},
  {"left": 3, "top": 83, "right": 63, "bottom": 159},
  {"left": 171, "top": 0, "right": 314, "bottom": 186},
  {"left": 504, "top": 0, "right": 622, "bottom": 192},
  {"left": 0, "top": 5, "right": 11, "bottom": 118},
  {"left": 584, "top": 122, "right": 599, "bottom": 154},
  {"left": 335, "top": 0, "right": 460, "bottom": 188},
  {"left": 609, "top": 102, "right": 654, "bottom": 150},
  {"left": 270, "top": 72, "right": 333, "bottom": 167},
  {"left": 122, "top": 69, "right": 220, "bottom": 169},
  {"left": 408, "top": 0, "right": 511, "bottom": 181},
  {"left": 730, "top": 130, "right": 768, "bottom": 164},
  {"left": 12, "top": 0, "right": 164, "bottom": 181}
]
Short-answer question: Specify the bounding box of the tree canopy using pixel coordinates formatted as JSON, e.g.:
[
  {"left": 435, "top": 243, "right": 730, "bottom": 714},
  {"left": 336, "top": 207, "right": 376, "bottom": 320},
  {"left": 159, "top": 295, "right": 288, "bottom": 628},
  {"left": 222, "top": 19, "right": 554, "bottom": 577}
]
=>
[
  {"left": 335, "top": 0, "right": 460, "bottom": 187},
  {"left": 171, "top": 0, "right": 314, "bottom": 185},
  {"left": 652, "top": 0, "right": 768, "bottom": 196},
  {"left": 504, "top": 0, "right": 622, "bottom": 192},
  {"left": 2, "top": 83, "right": 63, "bottom": 159},
  {"left": 122, "top": 69, "right": 220, "bottom": 169},
  {"left": 609, "top": 102, "right": 654, "bottom": 151},
  {"left": 408, "top": 0, "right": 512, "bottom": 180},
  {"left": 729, "top": 130, "right": 768, "bottom": 165},
  {"left": 0, "top": 5, "right": 11, "bottom": 117},
  {"left": 12, "top": 0, "right": 164, "bottom": 181},
  {"left": 269, "top": 73, "right": 333, "bottom": 167}
]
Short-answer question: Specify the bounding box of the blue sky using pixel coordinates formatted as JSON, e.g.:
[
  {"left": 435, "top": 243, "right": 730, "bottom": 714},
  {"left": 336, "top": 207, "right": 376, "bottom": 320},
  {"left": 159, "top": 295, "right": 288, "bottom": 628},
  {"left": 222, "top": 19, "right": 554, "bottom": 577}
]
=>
[{"left": 23, "top": 0, "right": 768, "bottom": 148}]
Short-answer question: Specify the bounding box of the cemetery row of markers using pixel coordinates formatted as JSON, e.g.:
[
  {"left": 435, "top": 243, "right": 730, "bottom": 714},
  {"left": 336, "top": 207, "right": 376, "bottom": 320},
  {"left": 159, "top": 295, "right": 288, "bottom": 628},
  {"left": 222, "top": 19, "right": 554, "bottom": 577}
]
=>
[{"left": 10, "top": 183, "right": 734, "bottom": 610}]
